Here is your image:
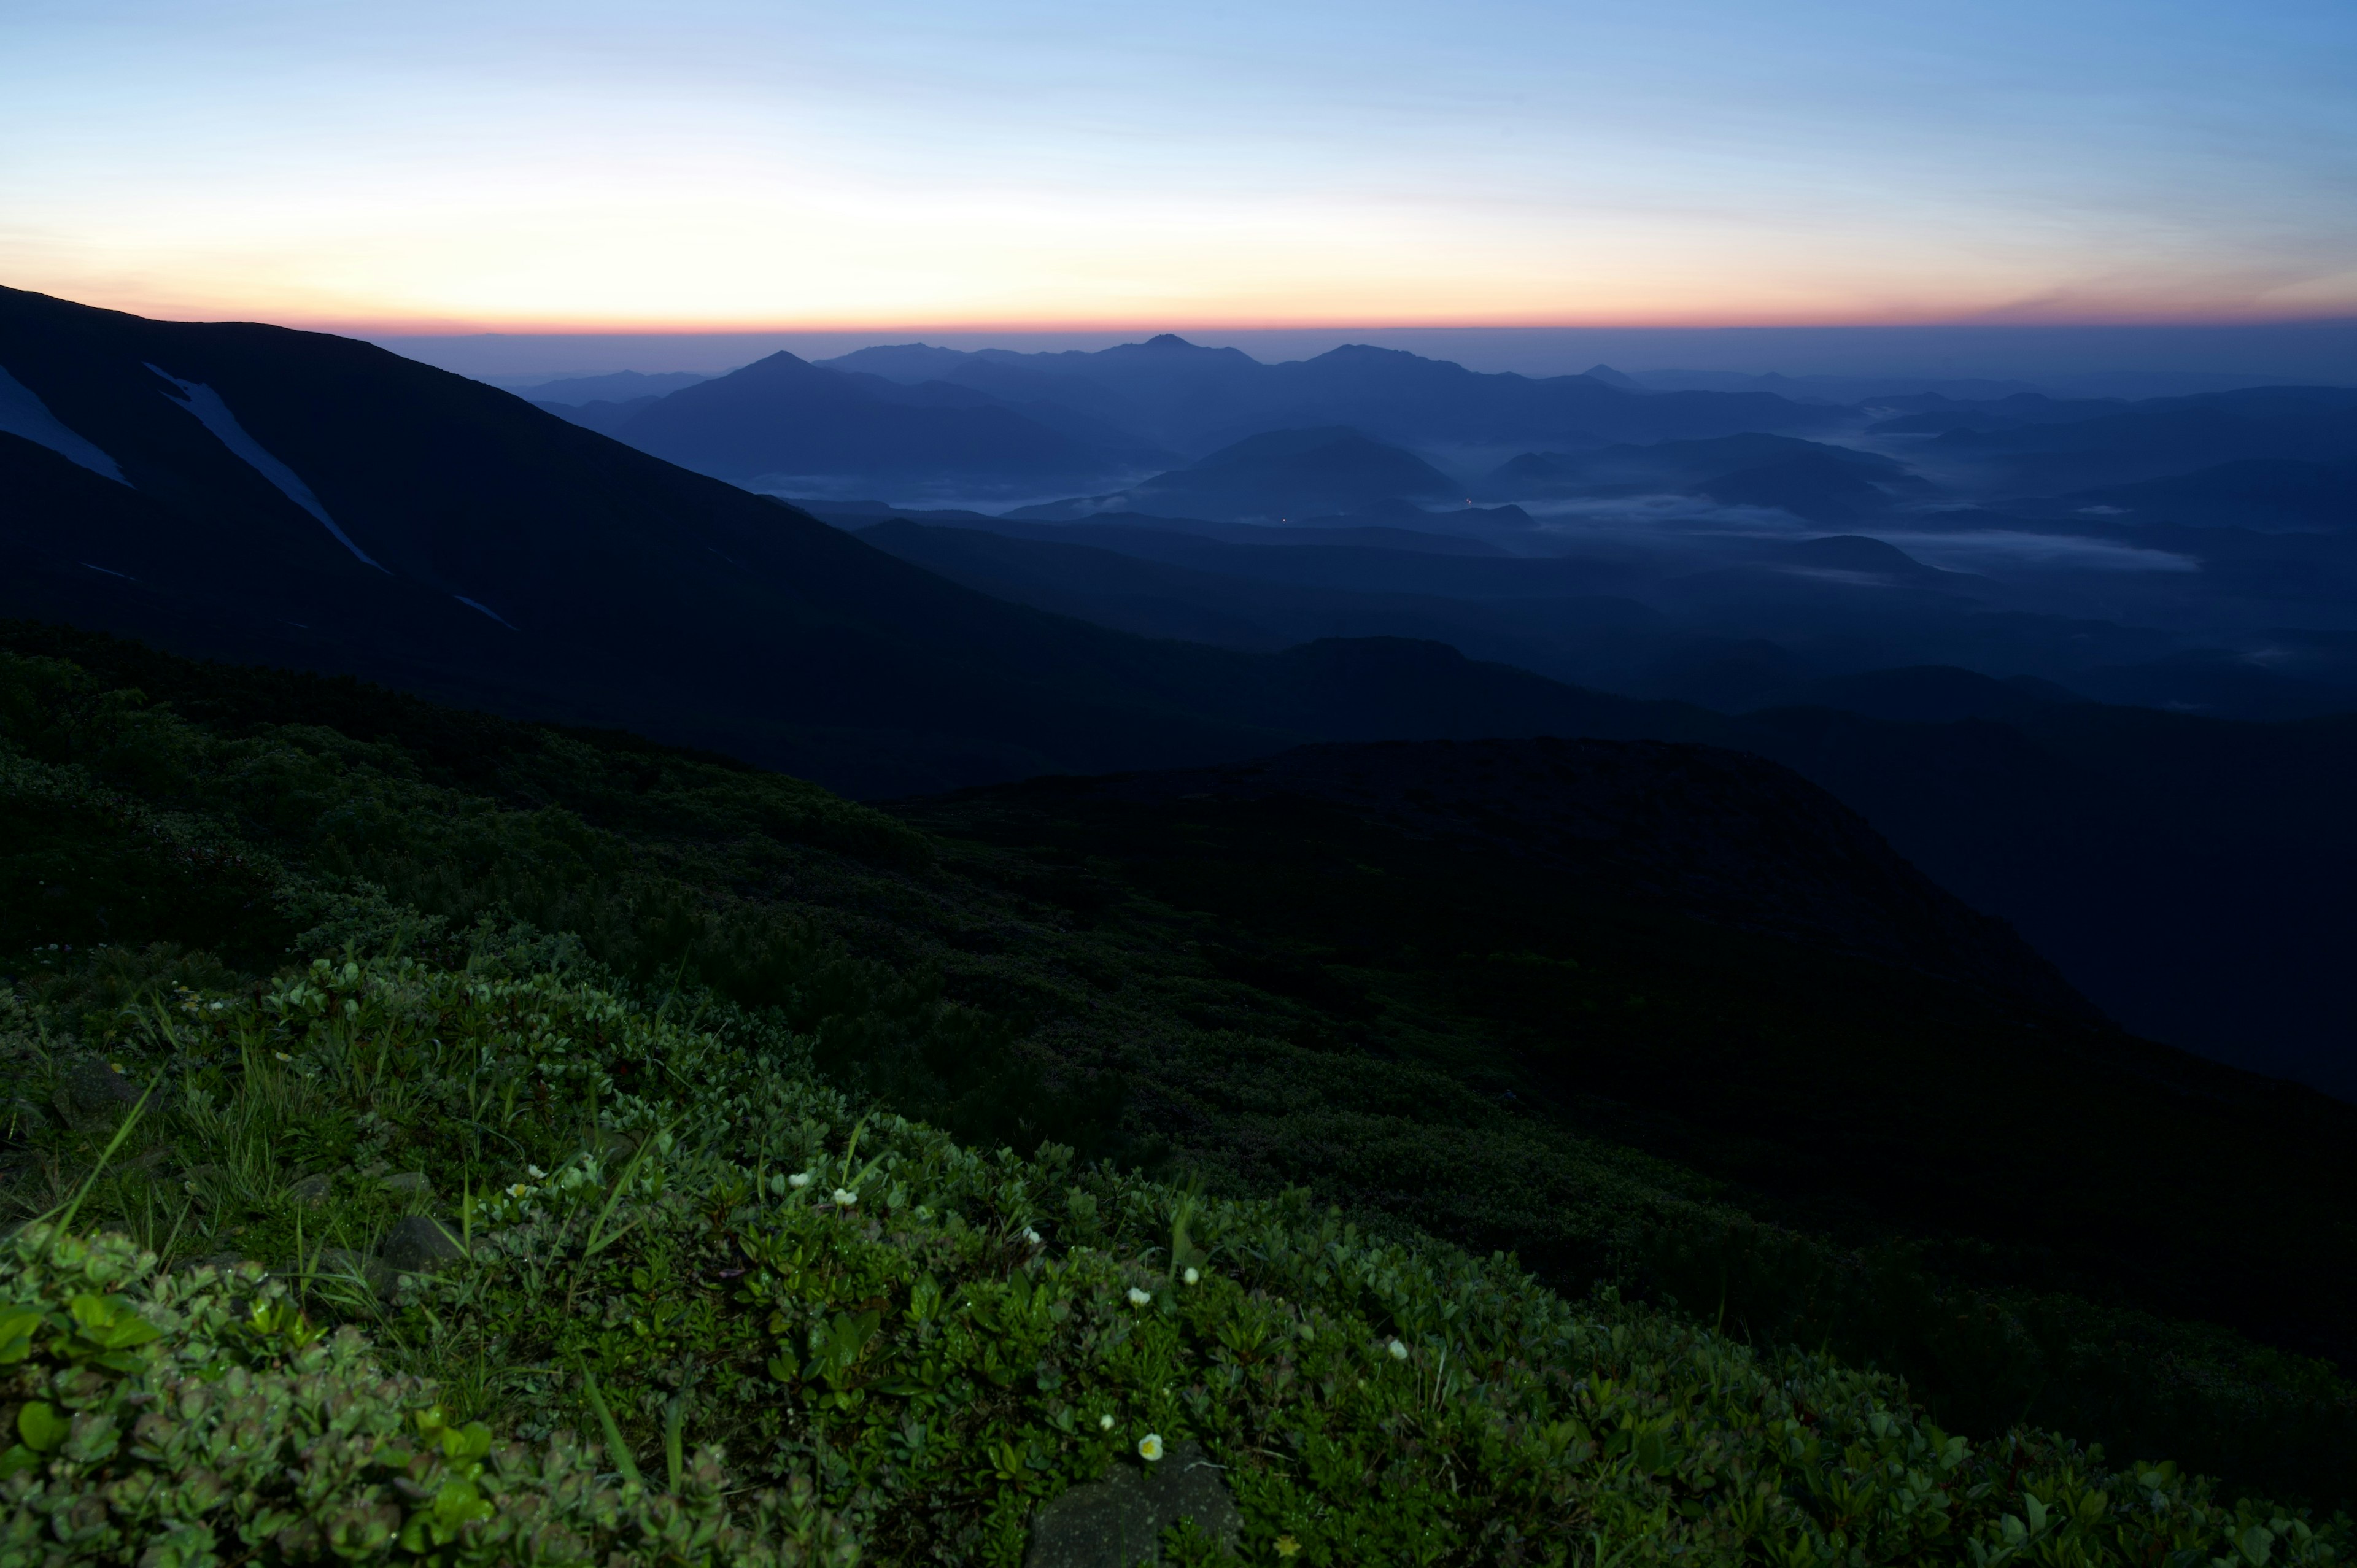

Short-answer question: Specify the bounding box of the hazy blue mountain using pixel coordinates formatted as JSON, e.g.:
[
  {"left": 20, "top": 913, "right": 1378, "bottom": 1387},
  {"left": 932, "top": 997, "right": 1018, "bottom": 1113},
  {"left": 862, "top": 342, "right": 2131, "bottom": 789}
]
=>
[
  {"left": 2036, "top": 460, "right": 2357, "bottom": 532},
  {"left": 1005, "top": 427, "right": 1465, "bottom": 523},
  {"left": 599, "top": 349, "right": 1167, "bottom": 492},
  {"left": 1123, "top": 427, "right": 1462, "bottom": 519},
  {"left": 1477, "top": 433, "right": 1906, "bottom": 499},
  {"left": 517, "top": 369, "right": 711, "bottom": 404},
  {"left": 821, "top": 333, "right": 1843, "bottom": 452},
  {"left": 1691, "top": 452, "right": 1906, "bottom": 524},
  {"left": 535, "top": 393, "right": 659, "bottom": 434},
  {"left": 1915, "top": 386, "right": 2357, "bottom": 492}
]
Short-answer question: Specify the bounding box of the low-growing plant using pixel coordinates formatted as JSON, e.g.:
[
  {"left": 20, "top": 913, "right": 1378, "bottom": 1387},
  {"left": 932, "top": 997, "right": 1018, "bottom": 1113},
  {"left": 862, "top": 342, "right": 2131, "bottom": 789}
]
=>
[{"left": 0, "top": 949, "right": 2345, "bottom": 1564}]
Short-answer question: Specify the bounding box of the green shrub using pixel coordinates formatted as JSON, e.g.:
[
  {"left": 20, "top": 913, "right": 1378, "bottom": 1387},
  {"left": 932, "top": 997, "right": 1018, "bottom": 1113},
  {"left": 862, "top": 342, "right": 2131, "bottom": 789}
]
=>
[{"left": 0, "top": 1227, "right": 857, "bottom": 1566}]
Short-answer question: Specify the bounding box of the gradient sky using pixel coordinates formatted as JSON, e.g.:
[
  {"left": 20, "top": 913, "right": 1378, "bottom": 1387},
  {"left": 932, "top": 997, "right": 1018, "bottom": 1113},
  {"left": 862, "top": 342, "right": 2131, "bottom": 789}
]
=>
[{"left": 5, "top": 0, "right": 2354, "bottom": 331}]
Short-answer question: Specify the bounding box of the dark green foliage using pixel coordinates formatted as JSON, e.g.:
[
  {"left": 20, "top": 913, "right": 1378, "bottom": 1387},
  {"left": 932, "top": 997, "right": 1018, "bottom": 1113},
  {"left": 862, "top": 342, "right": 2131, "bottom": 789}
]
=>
[
  {"left": 2, "top": 630, "right": 2356, "bottom": 1522},
  {"left": 0, "top": 956, "right": 2343, "bottom": 1565}
]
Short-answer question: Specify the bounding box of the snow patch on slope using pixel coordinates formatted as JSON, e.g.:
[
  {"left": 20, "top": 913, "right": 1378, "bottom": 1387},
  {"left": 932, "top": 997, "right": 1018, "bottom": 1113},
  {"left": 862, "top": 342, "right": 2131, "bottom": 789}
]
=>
[
  {"left": 454, "top": 596, "right": 517, "bottom": 629},
  {"left": 146, "top": 364, "right": 385, "bottom": 570},
  {"left": 0, "top": 363, "right": 129, "bottom": 484}
]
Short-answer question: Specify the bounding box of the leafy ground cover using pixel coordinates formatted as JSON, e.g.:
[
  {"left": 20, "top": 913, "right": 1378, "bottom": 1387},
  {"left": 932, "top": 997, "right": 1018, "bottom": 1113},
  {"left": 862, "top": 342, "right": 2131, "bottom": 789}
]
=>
[
  {"left": 0, "top": 951, "right": 2345, "bottom": 1566},
  {"left": 2, "top": 621, "right": 2355, "bottom": 1540}
]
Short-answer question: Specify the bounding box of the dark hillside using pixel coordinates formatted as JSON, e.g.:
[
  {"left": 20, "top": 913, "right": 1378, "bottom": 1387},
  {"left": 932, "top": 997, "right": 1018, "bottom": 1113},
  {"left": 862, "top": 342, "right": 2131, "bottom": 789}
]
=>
[
  {"left": 6, "top": 628, "right": 2356, "bottom": 1501},
  {"left": 1008, "top": 738, "right": 2088, "bottom": 1010}
]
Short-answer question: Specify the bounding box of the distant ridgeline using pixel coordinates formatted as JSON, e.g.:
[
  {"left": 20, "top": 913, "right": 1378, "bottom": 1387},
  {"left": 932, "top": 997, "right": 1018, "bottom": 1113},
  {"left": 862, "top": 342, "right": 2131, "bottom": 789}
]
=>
[
  {"left": 7, "top": 284, "right": 2356, "bottom": 1099},
  {"left": 4, "top": 625, "right": 2356, "bottom": 1551}
]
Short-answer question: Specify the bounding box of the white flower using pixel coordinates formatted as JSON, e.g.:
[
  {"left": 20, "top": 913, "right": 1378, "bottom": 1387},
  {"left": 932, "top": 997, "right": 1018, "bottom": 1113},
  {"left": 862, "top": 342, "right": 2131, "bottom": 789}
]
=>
[
  {"left": 1126, "top": 1287, "right": 1151, "bottom": 1307},
  {"left": 1023, "top": 1227, "right": 1042, "bottom": 1245},
  {"left": 273, "top": 1051, "right": 294, "bottom": 1063},
  {"left": 1098, "top": 1413, "right": 1115, "bottom": 1431},
  {"left": 787, "top": 1172, "right": 813, "bottom": 1189},
  {"left": 832, "top": 1188, "right": 858, "bottom": 1207},
  {"left": 1137, "top": 1433, "right": 1164, "bottom": 1462},
  {"left": 507, "top": 1183, "right": 531, "bottom": 1199},
  {"left": 1183, "top": 1267, "right": 1200, "bottom": 1286},
  {"left": 527, "top": 1165, "right": 548, "bottom": 1180},
  {"left": 1388, "top": 1338, "right": 1409, "bottom": 1361}
]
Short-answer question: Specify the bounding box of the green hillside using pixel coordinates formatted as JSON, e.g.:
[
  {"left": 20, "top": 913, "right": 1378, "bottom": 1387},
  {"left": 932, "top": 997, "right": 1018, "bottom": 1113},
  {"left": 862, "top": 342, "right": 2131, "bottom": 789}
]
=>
[{"left": 2, "top": 623, "right": 2353, "bottom": 1561}]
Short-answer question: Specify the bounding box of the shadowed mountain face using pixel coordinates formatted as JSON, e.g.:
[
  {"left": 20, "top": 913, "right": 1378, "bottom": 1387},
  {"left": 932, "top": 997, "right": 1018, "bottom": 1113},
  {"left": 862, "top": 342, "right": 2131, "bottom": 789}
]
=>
[{"left": 963, "top": 736, "right": 2092, "bottom": 1015}]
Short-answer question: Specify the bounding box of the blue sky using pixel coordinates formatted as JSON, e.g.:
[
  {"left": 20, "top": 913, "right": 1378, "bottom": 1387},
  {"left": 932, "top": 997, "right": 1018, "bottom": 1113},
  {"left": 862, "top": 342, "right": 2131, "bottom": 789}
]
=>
[{"left": 4, "top": 0, "right": 2353, "bottom": 329}]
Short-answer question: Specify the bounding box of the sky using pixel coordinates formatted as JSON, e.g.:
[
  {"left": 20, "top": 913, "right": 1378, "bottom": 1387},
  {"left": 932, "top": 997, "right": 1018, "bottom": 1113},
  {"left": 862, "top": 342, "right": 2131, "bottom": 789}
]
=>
[{"left": 5, "top": 0, "right": 2355, "bottom": 333}]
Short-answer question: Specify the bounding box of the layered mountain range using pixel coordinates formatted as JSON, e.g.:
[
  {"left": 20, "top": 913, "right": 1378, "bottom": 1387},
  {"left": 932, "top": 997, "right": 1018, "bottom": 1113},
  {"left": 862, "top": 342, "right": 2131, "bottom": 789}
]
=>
[{"left": 6, "top": 283, "right": 2356, "bottom": 1097}]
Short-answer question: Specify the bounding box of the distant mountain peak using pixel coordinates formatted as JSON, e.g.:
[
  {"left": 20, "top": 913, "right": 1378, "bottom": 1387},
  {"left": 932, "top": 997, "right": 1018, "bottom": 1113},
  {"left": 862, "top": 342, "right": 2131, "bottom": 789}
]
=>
[
  {"left": 1141, "top": 334, "right": 1198, "bottom": 349},
  {"left": 1582, "top": 363, "right": 1639, "bottom": 389}
]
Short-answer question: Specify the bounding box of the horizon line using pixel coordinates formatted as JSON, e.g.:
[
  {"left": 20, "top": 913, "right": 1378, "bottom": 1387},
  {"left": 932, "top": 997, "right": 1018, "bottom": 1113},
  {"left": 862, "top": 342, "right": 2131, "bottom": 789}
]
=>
[{"left": 350, "top": 312, "right": 2357, "bottom": 341}]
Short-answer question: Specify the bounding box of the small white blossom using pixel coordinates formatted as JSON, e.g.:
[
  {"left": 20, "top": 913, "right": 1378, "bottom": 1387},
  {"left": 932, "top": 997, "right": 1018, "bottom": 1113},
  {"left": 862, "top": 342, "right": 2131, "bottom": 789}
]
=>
[
  {"left": 273, "top": 1051, "right": 294, "bottom": 1063},
  {"left": 1126, "top": 1287, "right": 1152, "bottom": 1307},
  {"left": 1137, "top": 1433, "right": 1164, "bottom": 1462},
  {"left": 1387, "top": 1338, "right": 1409, "bottom": 1361},
  {"left": 1098, "top": 1413, "right": 1115, "bottom": 1431},
  {"left": 1183, "top": 1267, "right": 1200, "bottom": 1286},
  {"left": 507, "top": 1183, "right": 531, "bottom": 1199},
  {"left": 787, "top": 1172, "right": 813, "bottom": 1189},
  {"left": 832, "top": 1188, "right": 859, "bottom": 1207},
  {"left": 527, "top": 1165, "right": 548, "bottom": 1180},
  {"left": 1023, "top": 1227, "right": 1042, "bottom": 1245}
]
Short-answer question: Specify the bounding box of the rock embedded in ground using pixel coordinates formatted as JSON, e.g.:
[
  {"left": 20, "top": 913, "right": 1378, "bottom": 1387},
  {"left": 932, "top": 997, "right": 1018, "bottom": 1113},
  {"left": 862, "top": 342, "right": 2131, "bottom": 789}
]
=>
[
  {"left": 285, "top": 1173, "right": 331, "bottom": 1206},
  {"left": 1026, "top": 1440, "right": 1240, "bottom": 1567},
  {"left": 59, "top": 1059, "right": 139, "bottom": 1122},
  {"left": 379, "top": 1215, "right": 468, "bottom": 1274}
]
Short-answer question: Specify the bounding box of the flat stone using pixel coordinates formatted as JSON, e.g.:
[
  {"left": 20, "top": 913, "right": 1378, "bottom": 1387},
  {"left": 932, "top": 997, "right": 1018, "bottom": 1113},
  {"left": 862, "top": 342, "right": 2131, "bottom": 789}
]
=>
[
  {"left": 379, "top": 1215, "right": 468, "bottom": 1274},
  {"left": 285, "top": 1174, "right": 331, "bottom": 1206},
  {"left": 1028, "top": 1440, "right": 1239, "bottom": 1568},
  {"left": 378, "top": 1172, "right": 432, "bottom": 1197}
]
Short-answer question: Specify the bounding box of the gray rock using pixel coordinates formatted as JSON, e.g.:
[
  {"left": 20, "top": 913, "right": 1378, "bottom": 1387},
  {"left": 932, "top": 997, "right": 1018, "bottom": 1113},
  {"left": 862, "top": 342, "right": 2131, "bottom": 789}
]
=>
[
  {"left": 58, "top": 1059, "right": 140, "bottom": 1122},
  {"left": 1028, "top": 1440, "right": 1239, "bottom": 1568},
  {"left": 285, "top": 1174, "right": 332, "bottom": 1207},
  {"left": 379, "top": 1171, "right": 432, "bottom": 1197},
  {"left": 379, "top": 1215, "right": 468, "bottom": 1274}
]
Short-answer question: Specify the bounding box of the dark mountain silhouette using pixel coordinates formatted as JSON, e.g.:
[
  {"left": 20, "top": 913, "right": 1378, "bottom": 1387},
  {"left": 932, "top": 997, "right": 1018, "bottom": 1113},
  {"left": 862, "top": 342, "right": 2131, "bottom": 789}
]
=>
[
  {"left": 597, "top": 349, "right": 1168, "bottom": 489},
  {"left": 944, "top": 736, "right": 2091, "bottom": 1013}
]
